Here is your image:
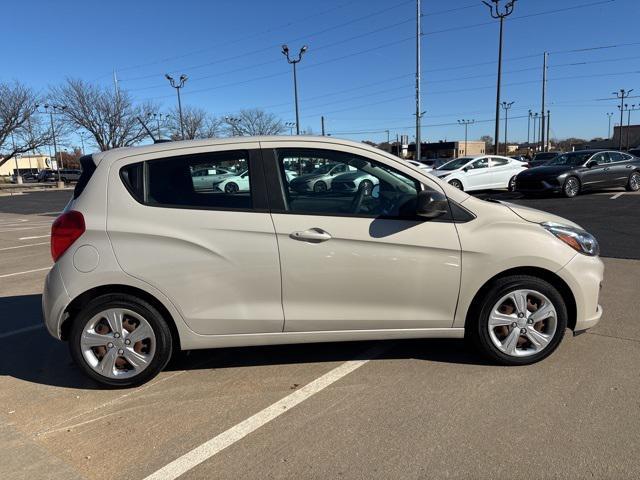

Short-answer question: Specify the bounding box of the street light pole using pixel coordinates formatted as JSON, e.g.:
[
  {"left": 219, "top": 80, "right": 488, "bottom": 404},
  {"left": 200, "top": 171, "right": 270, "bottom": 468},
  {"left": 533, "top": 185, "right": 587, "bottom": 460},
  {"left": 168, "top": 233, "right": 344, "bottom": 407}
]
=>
[
  {"left": 415, "top": 0, "right": 423, "bottom": 161},
  {"left": 41, "top": 104, "right": 66, "bottom": 186},
  {"left": 281, "top": 44, "right": 308, "bottom": 135},
  {"left": 540, "top": 51, "right": 548, "bottom": 152},
  {"left": 606, "top": 112, "right": 614, "bottom": 140},
  {"left": 165, "top": 74, "right": 188, "bottom": 140},
  {"left": 527, "top": 110, "right": 532, "bottom": 146},
  {"left": 501, "top": 101, "right": 514, "bottom": 156},
  {"left": 457, "top": 119, "right": 474, "bottom": 155},
  {"left": 225, "top": 116, "right": 240, "bottom": 137},
  {"left": 483, "top": 0, "right": 517, "bottom": 156}
]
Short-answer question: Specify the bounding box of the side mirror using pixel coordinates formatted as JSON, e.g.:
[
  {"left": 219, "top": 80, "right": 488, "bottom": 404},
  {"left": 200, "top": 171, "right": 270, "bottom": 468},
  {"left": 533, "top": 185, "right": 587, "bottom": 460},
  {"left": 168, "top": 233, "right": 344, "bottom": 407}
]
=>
[
  {"left": 416, "top": 190, "right": 449, "bottom": 219},
  {"left": 462, "top": 166, "right": 469, "bottom": 172},
  {"left": 586, "top": 160, "right": 598, "bottom": 168}
]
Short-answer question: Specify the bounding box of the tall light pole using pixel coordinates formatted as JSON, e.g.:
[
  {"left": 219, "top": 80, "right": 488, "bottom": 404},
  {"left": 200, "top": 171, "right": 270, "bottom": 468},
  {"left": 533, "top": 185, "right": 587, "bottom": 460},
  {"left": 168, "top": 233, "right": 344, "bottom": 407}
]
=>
[
  {"left": 415, "top": 0, "right": 423, "bottom": 161},
  {"left": 39, "top": 104, "right": 66, "bottom": 186},
  {"left": 527, "top": 109, "right": 532, "bottom": 146},
  {"left": 483, "top": 0, "right": 518, "bottom": 155},
  {"left": 281, "top": 44, "right": 308, "bottom": 135},
  {"left": 606, "top": 112, "right": 614, "bottom": 140},
  {"left": 225, "top": 116, "right": 241, "bottom": 137},
  {"left": 613, "top": 89, "right": 633, "bottom": 150},
  {"left": 285, "top": 122, "right": 296, "bottom": 135},
  {"left": 165, "top": 74, "right": 188, "bottom": 140},
  {"left": 540, "top": 51, "right": 548, "bottom": 152},
  {"left": 457, "top": 119, "right": 474, "bottom": 155},
  {"left": 501, "top": 101, "right": 514, "bottom": 155}
]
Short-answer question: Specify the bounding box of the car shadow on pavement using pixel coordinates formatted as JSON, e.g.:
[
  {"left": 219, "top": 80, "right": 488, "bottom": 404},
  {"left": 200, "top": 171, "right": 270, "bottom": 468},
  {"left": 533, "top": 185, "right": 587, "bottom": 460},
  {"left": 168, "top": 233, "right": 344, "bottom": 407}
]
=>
[{"left": 0, "top": 294, "right": 491, "bottom": 390}]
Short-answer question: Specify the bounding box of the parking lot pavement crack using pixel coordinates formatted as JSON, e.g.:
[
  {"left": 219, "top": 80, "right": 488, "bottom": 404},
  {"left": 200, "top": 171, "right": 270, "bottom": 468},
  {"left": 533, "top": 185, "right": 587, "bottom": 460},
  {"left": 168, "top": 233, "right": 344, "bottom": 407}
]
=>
[{"left": 586, "top": 331, "right": 640, "bottom": 344}]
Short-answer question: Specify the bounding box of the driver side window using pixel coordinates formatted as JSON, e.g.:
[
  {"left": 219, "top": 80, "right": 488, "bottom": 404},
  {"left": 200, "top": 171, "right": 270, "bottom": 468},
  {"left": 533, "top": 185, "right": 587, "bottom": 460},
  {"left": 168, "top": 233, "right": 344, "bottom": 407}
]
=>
[{"left": 276, "top": 148, "right": 422, "bottom": 218}]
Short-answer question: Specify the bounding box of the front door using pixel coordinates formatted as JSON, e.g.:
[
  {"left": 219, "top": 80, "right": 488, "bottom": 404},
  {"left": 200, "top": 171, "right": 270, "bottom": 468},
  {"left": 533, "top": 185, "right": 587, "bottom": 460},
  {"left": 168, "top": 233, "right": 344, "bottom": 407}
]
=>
[
  {"left": 108, "top": 144, "right": 284, "bottom": 335},
  {"left": 464, "top": 157, "right": 493, "bottom": 190},
  {"left": 264, "top": 145, "right": 462, "bottom": 332},
  {"left": 581, "top": 152, "right": 610, "bottom": 190}
]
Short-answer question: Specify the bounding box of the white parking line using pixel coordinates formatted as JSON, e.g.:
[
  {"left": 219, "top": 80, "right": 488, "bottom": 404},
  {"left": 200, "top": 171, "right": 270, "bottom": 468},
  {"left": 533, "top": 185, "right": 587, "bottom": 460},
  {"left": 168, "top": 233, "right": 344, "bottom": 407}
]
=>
[
  {"left": 0, "top": 267, "right": 50, "bottom": 278},
  {"left": 0, "top": 242, "right": 49, "bottom": 251},
  {"left": 610, "top": 192, "right": 625, "bottom": 199},
  {"left": 18, "top": 234, "right": 50, "bottom": 240},
  {"left": 0, "top": 324, "right": 44, "bottom": 339},
  {"left": 143, "top": 343, "right": 389, "bottom": 480},
  {"left": 0, "top": 225, "right": 52, "bottom": 233}
]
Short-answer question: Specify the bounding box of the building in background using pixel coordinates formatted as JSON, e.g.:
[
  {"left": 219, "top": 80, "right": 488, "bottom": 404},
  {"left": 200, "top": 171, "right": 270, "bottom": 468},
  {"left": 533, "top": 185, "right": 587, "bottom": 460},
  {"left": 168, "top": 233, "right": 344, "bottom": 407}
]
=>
[
  {"left": 408, "top": 140, "right": 486, "bottom": 161},
  {"left": 0, "top": 153, "right": 51, "bottom": 177},
  {"left": 612, "top": 124, "right": 640, "bottom": 150}
]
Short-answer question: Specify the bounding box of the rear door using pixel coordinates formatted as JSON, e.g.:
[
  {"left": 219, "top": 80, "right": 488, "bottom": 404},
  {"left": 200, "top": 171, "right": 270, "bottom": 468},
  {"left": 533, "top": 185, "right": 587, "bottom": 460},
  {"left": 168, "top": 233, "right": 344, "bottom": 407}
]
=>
[
  {"left": 107, "top": 143, "right": 284, "bottom": 335},
  {"left": 261, "top": 140, "right": 462, "bottom": 332},
  {"left": 489, "top": 157, "right": 517, "bottom": 188},
  {"left": 607, "top": 151, "right": 634, "bottom": 187}
]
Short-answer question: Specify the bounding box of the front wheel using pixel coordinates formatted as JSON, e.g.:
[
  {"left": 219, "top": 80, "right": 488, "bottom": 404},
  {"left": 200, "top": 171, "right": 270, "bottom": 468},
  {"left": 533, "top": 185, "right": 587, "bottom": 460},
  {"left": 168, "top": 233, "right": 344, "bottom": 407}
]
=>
[
  {"left": 467, "top": 275, "right": 567, "bottom": 365},
  {"left": 224, "top": 182, "right": 239, "bottom": 194},
  {"left": 448, "top": 179, "right": 464, "bottom": 191},
  {"left": 508, "top": 175, "right": 517, "bottom": 192},
  {"left": 562, "top": 176, "right": 580, "bottom": 198},
  {"left": 313, "top": 181, "right": 327, "bottom": 193},
  {"left": 69, "top": 294, "right": 173, "bottom": 388},
  {"left": 626, "top": 171, "right": 640, "bottom": 191}
]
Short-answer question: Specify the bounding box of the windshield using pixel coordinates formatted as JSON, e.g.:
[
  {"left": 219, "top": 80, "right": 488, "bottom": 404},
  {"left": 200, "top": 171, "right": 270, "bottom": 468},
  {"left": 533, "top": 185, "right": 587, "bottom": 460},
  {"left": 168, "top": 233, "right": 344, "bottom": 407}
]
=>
[
  {"left": 533, "top": 152, "right": 558, "bottom": 161},
  {"left": 548, "top": 152, "right": 592, "bottom": 166},
  {"left": 311, "top": 164, "right": 335, "bottom": 174},
  {"left": 437, "top": 157, "right": 473, "bottom": 171}
]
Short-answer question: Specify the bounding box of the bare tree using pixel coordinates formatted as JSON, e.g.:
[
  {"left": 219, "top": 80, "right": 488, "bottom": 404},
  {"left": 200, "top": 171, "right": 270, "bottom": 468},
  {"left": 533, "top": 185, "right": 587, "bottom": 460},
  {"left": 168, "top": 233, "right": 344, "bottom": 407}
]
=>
[
  {"left": 0, "top": 81, "right": 52, "bottom": 167},
  {"left": 51, "top": 79, "right": 156, "bottom": 151},
  {"left": 167, "top": 106, "right": 223, "bottom": 140},
  {"left": 224, "top": 109, "right": 285, "bottom": 136}
]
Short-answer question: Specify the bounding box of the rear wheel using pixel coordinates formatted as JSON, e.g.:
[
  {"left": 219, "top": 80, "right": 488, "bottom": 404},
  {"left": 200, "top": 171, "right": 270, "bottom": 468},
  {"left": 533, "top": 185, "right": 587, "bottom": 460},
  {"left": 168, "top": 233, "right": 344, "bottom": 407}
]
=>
[
  {"left": 467, "top": 275, "right": 567, "bottom": 365},
  {"left": 448, "top": 179, "right": 464, "bottom": 191},
  {"left": 224, "top": 182, "right": 239, "bottom": 194},
  {"left": 313, "top": 181, "right": 327, "bottom": 193},
  {"left": 69, "top": 294, "right": 173, "bottom": 388},
  {"left": 562, "top": 176, "right": 580, "bottom": 198},
  {"left": 626, "top": 171, "right": 640, "bottom": 191}
]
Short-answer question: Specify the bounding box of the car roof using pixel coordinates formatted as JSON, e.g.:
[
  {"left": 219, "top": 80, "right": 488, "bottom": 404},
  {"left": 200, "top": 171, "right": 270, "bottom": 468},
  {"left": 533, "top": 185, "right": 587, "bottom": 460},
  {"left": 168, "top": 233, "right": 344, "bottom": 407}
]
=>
[{"left": 92, "top": 136, "right": 393, "bottom": 165}]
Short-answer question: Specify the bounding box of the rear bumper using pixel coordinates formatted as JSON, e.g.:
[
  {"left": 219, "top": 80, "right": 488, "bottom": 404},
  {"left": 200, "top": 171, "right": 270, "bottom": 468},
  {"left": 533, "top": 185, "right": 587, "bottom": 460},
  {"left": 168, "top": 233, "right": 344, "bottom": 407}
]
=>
[{"left": 42, "top": 263, "right": 70, "bottom": 339}]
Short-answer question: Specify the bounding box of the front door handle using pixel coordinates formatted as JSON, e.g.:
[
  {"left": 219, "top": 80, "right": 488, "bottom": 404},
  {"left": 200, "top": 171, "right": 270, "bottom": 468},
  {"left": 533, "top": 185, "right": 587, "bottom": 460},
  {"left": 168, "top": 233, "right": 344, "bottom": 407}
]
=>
[
  {"left": 290, "top": 228, "right": 332, "bottom": 243},
  {"left": 626, "top": 165, "right": 633, "bottom": 168}
]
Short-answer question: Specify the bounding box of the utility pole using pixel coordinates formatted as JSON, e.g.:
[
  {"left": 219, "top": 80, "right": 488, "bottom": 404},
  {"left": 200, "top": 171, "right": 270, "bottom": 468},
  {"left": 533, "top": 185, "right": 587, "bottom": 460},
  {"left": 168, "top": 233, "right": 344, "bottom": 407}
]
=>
[
  {"left": 527, "top": 110, "right": 532, "bottom": 146},
  {"left": 483, "top": 0, "right": 518, "bottom": 156},
  {"left": 613, "top": 89, "right": 633, "bottom": 150},
  {"left": 321, "top": 116, "right": 325, "bottom": 136},
  {"left": 282, "top": 44, "right": 308, "bottom": 135},
  {"left": 606, "top": 112, "right": 614, "bottom": 140},
  {"left": 39, "top": 104, "right": 67, "bottom": 186},
  {"left": 457, "top": 119, "right": 474, "bottom": 155},
  {"left": 396, "top": 133, "right": 401, "bottom": 158},
  {"left": 415, "top": 0, "right": 423, "bottom": 161},
  {"left": 501, "top": 102, "right": 514, "bottom": 155},
  {"left": 165, "top": 74, "right": 188, "bottom": 140},
  {"left": 540, "top": 51, "right": 548, "bottom": 152},
  {"left": 546, "top": 110, "right": 551, "bottom": 151}
]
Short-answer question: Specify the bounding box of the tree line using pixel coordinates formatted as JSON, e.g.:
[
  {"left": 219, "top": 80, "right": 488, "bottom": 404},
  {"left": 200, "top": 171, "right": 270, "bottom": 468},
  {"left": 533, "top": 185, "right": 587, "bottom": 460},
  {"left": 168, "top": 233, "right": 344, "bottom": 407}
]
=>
[{"left": 0, "top": 79, "right": 287, "bottom": 166}]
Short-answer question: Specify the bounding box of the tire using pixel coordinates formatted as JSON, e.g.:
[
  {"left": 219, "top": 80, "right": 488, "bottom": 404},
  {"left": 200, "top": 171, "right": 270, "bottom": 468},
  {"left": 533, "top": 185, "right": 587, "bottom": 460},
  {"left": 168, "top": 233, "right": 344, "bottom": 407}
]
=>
[
  {"left": 69, "top": 293, "right": 173, "bottom": 388},
  {"left": 359, "top": 179, "right": 374, "bottom": 194},
  {"left": 224, "top": 182, "right": 239, "bottom": 194},
  {"left": 508, "top": 175, "right": 517, "bottom": 192},
  {"left": 466, "top": 275, "right": 567, "bottom": 366},
  {"left": 626, "top": 171, "right": 640, "bottom": 192},
  {"left": 313, "top": 181, "right": 327, "bottom": 193},
  {"left": 448, "top": 179, "right": 464, "bottom": 191},
  {"left": 562, "top": 176, "right": 580, "bottom": 198}
]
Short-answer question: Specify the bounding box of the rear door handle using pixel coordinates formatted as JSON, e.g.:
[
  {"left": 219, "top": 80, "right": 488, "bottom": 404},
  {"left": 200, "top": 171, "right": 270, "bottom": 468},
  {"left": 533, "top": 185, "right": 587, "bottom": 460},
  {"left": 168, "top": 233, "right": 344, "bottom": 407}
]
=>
[{"left": 290, "top": 228, "right": 332, "bottom": 243}]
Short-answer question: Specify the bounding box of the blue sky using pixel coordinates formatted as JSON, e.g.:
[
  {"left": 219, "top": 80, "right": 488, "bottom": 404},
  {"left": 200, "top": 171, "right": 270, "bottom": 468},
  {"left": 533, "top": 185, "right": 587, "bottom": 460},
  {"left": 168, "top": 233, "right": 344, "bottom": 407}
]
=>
[{"left": 4, "top": 0, "right": 640, "bottom": 145}]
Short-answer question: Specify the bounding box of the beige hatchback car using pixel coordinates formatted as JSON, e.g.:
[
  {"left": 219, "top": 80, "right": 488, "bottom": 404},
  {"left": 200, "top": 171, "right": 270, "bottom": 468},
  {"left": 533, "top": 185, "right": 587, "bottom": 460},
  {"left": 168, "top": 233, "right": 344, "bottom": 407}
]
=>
[{"left": 43, "top": 137, "right": 603, "bottom": 387}]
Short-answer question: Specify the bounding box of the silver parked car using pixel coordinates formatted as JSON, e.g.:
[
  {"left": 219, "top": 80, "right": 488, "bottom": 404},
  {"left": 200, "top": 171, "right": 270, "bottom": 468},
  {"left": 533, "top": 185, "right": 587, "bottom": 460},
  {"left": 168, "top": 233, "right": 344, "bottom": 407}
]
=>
[{"left": 43, "top": 137, "right": 603, "bottom": 387}]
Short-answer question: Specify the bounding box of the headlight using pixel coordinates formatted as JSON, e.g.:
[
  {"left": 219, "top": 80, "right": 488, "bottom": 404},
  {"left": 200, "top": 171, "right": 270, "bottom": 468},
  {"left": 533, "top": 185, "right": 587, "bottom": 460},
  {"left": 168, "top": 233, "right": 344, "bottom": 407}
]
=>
[{"left": 541, "top": 222, "right": 599, "bottom": 256}]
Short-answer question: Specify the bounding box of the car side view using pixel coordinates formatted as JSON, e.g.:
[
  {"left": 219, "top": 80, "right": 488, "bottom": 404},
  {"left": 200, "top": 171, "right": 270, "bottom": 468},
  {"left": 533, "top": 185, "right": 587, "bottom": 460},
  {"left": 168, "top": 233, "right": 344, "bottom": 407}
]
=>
[
  {"left": 515, "top": 150, "right": 640, "bottom": 197},
  {"left": 432, "top": 154, "right": 527, "bottom": 192},
  {"left": 43, "top": 137, "right": 604, "bottom": 387}
]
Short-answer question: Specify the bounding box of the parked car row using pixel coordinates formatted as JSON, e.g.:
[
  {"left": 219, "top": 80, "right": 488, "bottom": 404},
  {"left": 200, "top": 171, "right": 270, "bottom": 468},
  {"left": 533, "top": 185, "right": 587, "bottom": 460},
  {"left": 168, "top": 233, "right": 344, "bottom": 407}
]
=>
[{"left": 429, "top": 155, "right": 527, "bottom": 192}]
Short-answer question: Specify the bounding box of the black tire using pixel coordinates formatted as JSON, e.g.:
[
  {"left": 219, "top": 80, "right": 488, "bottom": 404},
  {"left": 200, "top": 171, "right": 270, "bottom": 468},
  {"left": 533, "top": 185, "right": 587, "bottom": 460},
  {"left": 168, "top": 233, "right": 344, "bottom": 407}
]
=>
[
  {"left": 359, "top": 179, "right": 374, "bottom": 194},
  {"left": 313, "top": 180, "right": 327, "bottom": 193},
  {"left": 508, "top": 175, "right": 517, "bottom": 192},
  {"left": 224, "top": 182, "right": 239, "bottom": 194},
  {"left": 466, "top": 275, "right": 567, "bottom": 366},
  {"left": 625, "top": 171, "right": 640, "bottom": 192},
  {"left": 562, "top": 176, "right": 580, "bottom": 198},
  {"left": 448, "top": 179, "right": 464, "bottom": 191},
  {"left": 69, "top": 293, "right": 173, "bottom": 388}
]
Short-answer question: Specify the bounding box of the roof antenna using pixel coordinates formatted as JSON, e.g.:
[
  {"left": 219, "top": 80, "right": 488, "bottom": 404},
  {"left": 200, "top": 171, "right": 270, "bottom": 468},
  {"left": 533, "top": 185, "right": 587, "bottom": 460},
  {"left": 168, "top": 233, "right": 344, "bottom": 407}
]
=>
[{"left": 137, "top": 116, "right": 171, "bottom": 143}]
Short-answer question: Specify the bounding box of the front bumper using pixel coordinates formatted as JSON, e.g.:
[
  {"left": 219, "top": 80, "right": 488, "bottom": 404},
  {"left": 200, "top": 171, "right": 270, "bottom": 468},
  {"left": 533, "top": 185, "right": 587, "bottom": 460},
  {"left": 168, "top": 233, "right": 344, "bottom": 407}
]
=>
[
  {"left": 42, "top": 263, "right": 70, "bottom": 339},
  {"left": 556, "top": 253, "right": 604, "bottom": 332}
]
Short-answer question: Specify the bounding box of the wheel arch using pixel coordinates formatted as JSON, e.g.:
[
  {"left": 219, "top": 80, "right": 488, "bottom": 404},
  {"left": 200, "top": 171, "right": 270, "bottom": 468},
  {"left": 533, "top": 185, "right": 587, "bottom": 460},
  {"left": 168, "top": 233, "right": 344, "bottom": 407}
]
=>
[
  {"left": 464, "top": 266, "right": 577, "bottom": 332},
  {"left": 60, "top": 284, "right": 181, "bottom": 351}
]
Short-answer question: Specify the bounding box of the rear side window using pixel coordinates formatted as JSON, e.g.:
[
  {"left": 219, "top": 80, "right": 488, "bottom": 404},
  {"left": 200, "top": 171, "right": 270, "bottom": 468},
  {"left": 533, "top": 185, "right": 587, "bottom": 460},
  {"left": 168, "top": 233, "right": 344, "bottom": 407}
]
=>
[
  {"left": 120, "top": 150, "right": 252, "bottom": 210},
  {"left": 73, "top": 155, "right": 96, "bottom": 199},
  {"left": 490, "top": 157, "right": 509, "bottom": 167}
]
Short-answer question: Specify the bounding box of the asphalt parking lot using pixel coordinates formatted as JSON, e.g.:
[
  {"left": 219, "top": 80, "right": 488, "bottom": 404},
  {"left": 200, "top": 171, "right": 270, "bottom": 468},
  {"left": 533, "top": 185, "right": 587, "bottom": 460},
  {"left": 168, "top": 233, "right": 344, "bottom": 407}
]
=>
[{"left": 1, "top": 189, "right": 639, "bottom": 479}]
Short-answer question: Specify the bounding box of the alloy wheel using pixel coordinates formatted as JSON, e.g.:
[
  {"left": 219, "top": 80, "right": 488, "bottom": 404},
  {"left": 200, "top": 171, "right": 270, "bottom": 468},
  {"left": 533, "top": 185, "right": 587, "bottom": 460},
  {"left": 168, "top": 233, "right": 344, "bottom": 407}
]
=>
[
  {"left": 487, "top": 289, "right": 557, "bottom": 357},
  {"left": 80, "top": 308, "right": 156, "bottom": 379},
  {"left": 630, "top": 172, "right": 640, "bottom": 191},
  {"left": 564, "top": 178, "right": 579, "bottom": 197}
]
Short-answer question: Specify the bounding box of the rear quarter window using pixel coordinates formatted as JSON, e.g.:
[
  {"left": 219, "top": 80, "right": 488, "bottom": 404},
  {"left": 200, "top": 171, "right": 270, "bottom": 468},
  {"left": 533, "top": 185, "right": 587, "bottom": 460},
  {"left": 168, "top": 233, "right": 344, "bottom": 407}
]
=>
[{"left": 73, "top": 155, "right": 97, "bottom": 199}]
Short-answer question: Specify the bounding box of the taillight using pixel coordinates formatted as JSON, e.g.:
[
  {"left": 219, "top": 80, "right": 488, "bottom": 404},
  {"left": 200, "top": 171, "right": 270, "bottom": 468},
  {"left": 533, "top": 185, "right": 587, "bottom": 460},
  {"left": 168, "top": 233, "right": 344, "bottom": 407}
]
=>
[{"left": 51, "top": 211, "right": 85, "bottom": 262}]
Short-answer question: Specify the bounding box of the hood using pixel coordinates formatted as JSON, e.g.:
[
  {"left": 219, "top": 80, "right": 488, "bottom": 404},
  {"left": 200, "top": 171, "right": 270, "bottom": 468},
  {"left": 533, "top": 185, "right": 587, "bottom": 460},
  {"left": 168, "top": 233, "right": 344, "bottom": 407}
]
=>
[
  {"left": 520, "top": 165, "right": 573, "bottom": 176},
  {"left": 334, "top": 171, "right": 367, "bottom": 181},
  {"left": 500, "top": 201, "right": 583, "bottom": 230},
  {"left": 433, "top": 169, "right": 457, "bottom": 177},
  {"left": 290, "top": 173, "right": 323, "bottom": 183}
]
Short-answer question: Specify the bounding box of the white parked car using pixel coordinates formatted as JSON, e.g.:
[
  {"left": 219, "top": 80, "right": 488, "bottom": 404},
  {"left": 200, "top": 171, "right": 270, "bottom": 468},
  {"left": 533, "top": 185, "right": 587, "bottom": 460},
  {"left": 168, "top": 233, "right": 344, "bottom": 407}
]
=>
[
  {"left": 191, "top": 166, "right": 234, "bottom": 190},
  {"left": 433, "top": 155, "right": 527, "bottom": 192},
  {"left": 43, "top": 137, "right": 603, "bottom": 387},
  {"left": 289, "top": 162, "right": 354, "bottom": 193}
]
